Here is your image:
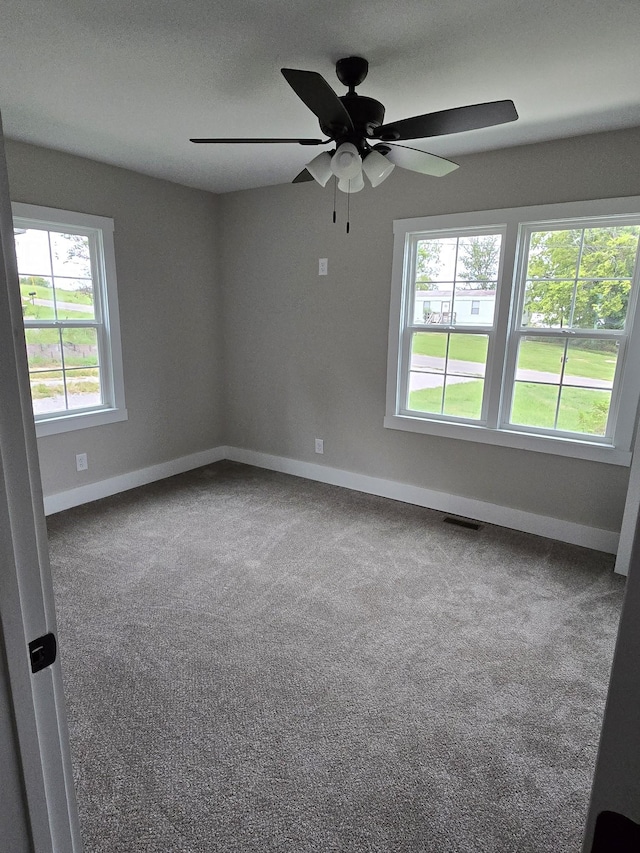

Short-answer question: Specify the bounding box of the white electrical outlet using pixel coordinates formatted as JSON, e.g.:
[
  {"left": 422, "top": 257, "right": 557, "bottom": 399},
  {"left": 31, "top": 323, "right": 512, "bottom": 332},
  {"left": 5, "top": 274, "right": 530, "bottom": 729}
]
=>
[
  {"left": 318, "top": 258, "right": 328, "bottom": 276},
  {"left": 76, "top": 453, "right": 88, "bottom": 472},
  {"left": 315, "top": 438, "right": 324, "bottom": 454}
]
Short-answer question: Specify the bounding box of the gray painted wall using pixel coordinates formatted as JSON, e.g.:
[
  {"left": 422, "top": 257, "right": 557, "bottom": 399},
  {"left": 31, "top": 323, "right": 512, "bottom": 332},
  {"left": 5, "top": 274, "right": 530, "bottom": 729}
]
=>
[
  {"left": 4, "top": 128, "right": 640, "bottom": 530},
  {"left": 219, "top": 127, "right": 640, "bottom": 533},
  {"left": 5, "top": 140, "right": 224, "bottom": 497}
]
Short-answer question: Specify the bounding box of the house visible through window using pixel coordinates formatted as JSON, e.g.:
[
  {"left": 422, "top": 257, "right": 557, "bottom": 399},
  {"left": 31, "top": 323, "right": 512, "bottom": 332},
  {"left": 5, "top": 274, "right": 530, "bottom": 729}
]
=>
[
  {"left": 386, "top": 198, "right": 640, "bottom": 464},
  {"left": 12, "top": 203, "right": 127, "bottom": 437}
]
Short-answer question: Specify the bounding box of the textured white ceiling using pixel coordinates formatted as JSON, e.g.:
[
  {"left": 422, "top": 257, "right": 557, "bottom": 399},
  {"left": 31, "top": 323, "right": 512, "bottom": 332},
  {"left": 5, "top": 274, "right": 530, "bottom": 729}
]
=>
[{"left": 1, "top": 0, "right": 639, "bottom": 193}]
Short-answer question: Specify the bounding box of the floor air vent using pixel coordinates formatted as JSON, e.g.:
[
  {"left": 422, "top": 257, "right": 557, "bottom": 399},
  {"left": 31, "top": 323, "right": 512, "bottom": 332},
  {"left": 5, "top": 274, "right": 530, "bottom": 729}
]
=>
[{"left": 443, "top": 516, "right": 481, "bottom": 531}]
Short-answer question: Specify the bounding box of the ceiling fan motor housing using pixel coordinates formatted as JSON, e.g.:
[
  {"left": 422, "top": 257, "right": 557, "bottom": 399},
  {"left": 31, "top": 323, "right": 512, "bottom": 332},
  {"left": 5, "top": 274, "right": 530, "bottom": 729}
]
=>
[{"left": 320, "top": 95, "right": 386, "bottom": 152}]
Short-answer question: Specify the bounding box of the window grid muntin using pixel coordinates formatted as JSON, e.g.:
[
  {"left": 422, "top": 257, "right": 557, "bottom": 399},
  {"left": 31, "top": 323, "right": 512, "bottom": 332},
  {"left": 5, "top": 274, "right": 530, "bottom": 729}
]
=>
[
  {"left": 409, "top": 228, "right": 503, "bottom": 331},
  {"left": 389, "top": 206, "right": 640, "bottom": 456},
  {"left": 399, "top": 227, "right": 505, "bottom": 425},
  {"left": 515, "top": 218, "right": 640, "bottom": 331},
  {"left": 499, "top": 217, "right": 640, "bottom": 443},
  {"left": 15, "top": 220, "right": 112, "bottom": 420},
  {"left": 405, "top": 330, "right": 490, "bottom": 422},
  {"left": 520, "top": 223, "right": 640, "bottom": 332}
]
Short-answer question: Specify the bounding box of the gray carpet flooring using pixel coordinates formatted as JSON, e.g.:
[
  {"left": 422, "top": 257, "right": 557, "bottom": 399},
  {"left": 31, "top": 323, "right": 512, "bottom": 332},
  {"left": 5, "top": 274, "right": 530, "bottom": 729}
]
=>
[{"left": 47, "top": 461, "right": 625, "bottom": 852}]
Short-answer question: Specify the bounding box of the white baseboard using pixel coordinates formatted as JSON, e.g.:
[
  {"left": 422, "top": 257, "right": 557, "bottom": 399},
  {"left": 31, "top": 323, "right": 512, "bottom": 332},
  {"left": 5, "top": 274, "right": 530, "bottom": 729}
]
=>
[
  {"left": 225, "top": 447, "right": 619, "bottom": 555},
  {"left": 44, "top": 444, "right": 619, "bottom": 556},
  {"left": 43, "top": 446, "right": 228, "bottom": 515}
]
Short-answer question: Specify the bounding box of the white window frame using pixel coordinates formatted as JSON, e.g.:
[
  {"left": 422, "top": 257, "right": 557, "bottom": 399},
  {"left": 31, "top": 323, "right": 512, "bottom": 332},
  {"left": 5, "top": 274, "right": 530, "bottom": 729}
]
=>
[
  {"left": 12, "top": 203, "right": 127, "bottom": 437},
  {"left": 385, "top": 196, "right": 640, "bottom": 466}
]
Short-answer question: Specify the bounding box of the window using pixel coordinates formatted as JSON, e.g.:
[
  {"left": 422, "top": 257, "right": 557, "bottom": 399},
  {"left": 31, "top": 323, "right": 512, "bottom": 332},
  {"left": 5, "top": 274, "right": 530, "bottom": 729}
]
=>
[
  {"left": 386, "top": 198, "right": 640, "bottom": 464},
  {"left": 12, "top": 203, "right": 126, "bottom": 437}
]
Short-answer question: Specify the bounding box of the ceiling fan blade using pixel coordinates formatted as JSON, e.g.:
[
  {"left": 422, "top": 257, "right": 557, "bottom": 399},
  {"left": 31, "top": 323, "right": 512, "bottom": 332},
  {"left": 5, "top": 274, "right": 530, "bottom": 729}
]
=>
[
  {"left": 281, "top": 68, "right": 354, "bottom": 135},
  {"left": 292, "top": 169, "right": 314, "bottom": 184},
  {"left": 376, "top": 143, "right": 459, "bottom": 177},
  {"left": 374, "top": 100, "right": 518, "bottom": 141},
  {"left": 190, "top": 137, "right": 326, "bottom": 145}
]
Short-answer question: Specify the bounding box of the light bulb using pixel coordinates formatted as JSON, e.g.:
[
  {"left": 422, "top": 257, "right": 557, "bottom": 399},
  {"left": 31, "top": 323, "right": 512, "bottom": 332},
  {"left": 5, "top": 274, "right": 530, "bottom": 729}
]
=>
[{"left": 330, "top": 143, "right": 362, "bottom": 180}]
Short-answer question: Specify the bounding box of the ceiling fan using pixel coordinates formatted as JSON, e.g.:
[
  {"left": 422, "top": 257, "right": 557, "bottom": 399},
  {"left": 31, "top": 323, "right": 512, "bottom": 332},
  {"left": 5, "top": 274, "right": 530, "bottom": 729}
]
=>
[{"left": 190, "top": 56, "right": 518, "bottom": 192}]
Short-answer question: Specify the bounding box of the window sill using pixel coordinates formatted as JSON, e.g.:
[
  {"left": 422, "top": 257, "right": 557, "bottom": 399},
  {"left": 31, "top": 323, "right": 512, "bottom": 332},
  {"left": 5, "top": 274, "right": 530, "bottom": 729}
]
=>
[
  {"left": 383, "top": 413, "right": 632, "bottom": 466},
  {"left": 35, "top": 406, "right": 128, "bottom": 438}
]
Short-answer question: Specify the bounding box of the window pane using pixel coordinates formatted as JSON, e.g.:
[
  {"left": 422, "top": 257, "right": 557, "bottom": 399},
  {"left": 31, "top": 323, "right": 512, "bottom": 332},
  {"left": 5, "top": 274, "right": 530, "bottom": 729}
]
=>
[
  {"left": 572, "top": 278, "right": 630, "bottom": 330},
  {"left": 556, "top": 387, "right": 611, "bottom": 436},
  {"left": 30, "top": 370, "right": 65, "bottom": 416},
  {"left": 447, "top": 334, "right": 488, "bottom": 372},
  {"left": 453, "top": 283, "right": 496, "bottom": 326},
  {"left": 25, "top": 328, "right": 62, "bottom": 371},
  {"left": 408, "top": 373, "right": 445, "bottom": 415},
  {"left": 526, "top": 229, "right": 581, "bottom": 279},
  {"left": 455, "top": 235, "right": 501, "bottom": 283},
  {"left": 20, "top": 276, "right": 55, "bottom": 320},
  {"left": 579, "top": 227, "right": 640, "bottom": 279},
  {"left": 14, "top": 229, "right": 52, "bottom": 277},
  {"left": 50, "top": 232, "right": 91, "bottom": 277},
  {"left": 415, "top": 237, "right": 456, "bottom": 287},
  {"left": 54, "top": 278, "right": 96, "bottom": 320},
  {"left": 62, "top": 328, "right": 100, "bottom": 368},
  {"left": 410, "top": 331, "right": 447, "bottom": 372},
  {"left": 442, "top": 380, "right": 484, "bottom": 419},
  {"left": 515, "top": 336, "right": 565, "bottom": 384},
  {"left": 408, "top": 332, "right": 487, "bottom": 420},
  {"left": 510, "top": 382, "right": 559, "bottom": 429},
  {"left": 563, "top": 340, "right": 618, "bottom": 388},
  {"left": 412, "top": 290, "right": 454, "bottom": 325},
  {"left": 523, "top": 280, "right": 574, "bottom": 328},
  {"left": 66, "top": 367, "right": 102, "bottom": 410}
]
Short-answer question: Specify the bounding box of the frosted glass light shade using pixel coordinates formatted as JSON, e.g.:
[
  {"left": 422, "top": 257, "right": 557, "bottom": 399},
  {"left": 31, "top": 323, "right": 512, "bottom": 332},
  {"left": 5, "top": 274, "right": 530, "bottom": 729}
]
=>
[
  {"left": 305, "top": 151, "right": 332, "bottom": 187},
  {"left": 362, "top": 149, "right": 395, "bottom": 187},
  {"left": 337, "top": 172, "right": 365, "bottom": 193},
  {"left": 330, "top": 143, "right": 362, "bottom": 179}
]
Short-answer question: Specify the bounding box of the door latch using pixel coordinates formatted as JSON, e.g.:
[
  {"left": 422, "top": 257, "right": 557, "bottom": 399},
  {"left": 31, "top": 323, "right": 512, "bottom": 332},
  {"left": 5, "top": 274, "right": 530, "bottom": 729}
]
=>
[{"left": 28, "top": 633, "right": 57, "bottom": 673}]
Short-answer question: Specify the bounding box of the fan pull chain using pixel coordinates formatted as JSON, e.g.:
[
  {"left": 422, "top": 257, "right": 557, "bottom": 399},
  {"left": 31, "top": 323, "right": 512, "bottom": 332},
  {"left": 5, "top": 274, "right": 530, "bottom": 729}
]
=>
[
  {"left": 346, "top": 182, "right": 350, "bottom": 234},
  {"left": 332, "top": 177, "right": 337, "bottom": 224}
]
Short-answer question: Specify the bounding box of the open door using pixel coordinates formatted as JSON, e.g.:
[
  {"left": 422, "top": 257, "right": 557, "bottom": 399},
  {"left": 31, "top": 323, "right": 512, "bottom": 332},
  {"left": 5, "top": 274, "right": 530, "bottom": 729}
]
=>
[{"left": 0, "top": 114, "right": 82, "bottom": 850}]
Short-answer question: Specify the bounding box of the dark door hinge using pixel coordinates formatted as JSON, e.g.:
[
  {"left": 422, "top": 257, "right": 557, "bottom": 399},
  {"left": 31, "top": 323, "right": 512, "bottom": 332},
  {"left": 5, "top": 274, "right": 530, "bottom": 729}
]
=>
[{"left": 28, "top": 633, "right": 57, "bottom": 673}]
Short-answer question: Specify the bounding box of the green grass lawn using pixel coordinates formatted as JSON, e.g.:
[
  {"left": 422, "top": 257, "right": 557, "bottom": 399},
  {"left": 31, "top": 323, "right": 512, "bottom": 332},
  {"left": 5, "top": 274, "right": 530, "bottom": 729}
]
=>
[
  {"left": 412, "top": 332, "right": 617, "bottom": 381},
  {"left": 20, "top": 280, "right": 93, "bottom": 305},
  {"left": 25, "top": 326, "right": 99, "bottom": 374},
  {"left": 31, "top": 376, "right": 100, "bottom": 400},
  {"left": 408, "top": 378, "right": 610, "bottom": 435},
  {"left": 409, "top": 380, "right": 485, "bottom": 420}
]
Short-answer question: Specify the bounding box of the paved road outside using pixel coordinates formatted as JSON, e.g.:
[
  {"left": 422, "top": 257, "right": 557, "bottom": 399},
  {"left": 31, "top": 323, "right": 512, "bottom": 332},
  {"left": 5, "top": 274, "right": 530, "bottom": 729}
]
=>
[
  {"left": 409, "top": 354, "right": 613, "bottom": 392},
  {"left": 30, "top": 297, "right": 94, "bottom": 314},
  {"left": 32, "top": 392, "right": 100, "bottom": 416}
]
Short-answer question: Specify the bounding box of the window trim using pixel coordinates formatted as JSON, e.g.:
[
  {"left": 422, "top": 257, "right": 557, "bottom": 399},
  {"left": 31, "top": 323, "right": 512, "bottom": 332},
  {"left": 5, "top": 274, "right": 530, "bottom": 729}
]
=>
[
  {"left": 385, "top": 196, "right": 640, "bottom": 466},
  {"left": 12, "top": 202, "right": 127, "bottom": 437}
]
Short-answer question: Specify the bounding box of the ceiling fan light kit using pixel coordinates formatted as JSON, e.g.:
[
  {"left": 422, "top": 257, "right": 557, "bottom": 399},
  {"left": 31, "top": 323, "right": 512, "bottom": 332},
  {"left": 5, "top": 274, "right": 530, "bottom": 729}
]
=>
[{"left": 190, "top": 56, "right": 517, "bottom": 221}]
